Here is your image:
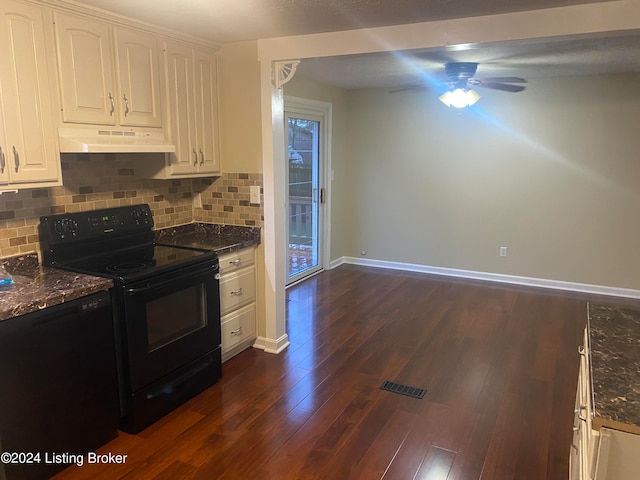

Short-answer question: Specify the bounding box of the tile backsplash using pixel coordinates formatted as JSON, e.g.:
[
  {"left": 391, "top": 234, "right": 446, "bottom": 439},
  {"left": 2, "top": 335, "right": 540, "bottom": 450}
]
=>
[{"left": 0, "top": 153, "right": 263, "bottom": 259}]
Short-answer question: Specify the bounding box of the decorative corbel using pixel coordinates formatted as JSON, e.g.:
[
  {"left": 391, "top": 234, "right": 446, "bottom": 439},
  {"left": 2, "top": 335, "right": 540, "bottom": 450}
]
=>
[{"left": 272, "top": 60, "right": 300, "bottom": 89}]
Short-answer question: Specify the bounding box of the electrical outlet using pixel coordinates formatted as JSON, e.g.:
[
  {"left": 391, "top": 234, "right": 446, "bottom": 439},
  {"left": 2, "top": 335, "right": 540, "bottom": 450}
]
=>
[
  {"left": 499, "top": 246, "right": 508, "bottom": 257},
  {"left": 250, "top": 186, "right": 261, "bottom": 204}
]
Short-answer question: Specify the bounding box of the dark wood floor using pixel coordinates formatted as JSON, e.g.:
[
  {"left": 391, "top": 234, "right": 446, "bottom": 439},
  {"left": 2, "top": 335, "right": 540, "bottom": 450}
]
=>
[{"left": 53, "top": 264, "right": 638, "bottom": 480}]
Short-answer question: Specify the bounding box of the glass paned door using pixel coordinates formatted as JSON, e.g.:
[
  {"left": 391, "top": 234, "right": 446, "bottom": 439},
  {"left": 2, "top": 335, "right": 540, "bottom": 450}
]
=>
[{"left": 286, "top": 112, "right": 323, "bottom": 284}]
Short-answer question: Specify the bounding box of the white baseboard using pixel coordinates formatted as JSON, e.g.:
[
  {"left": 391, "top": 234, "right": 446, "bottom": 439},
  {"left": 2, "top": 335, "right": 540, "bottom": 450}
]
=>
[
  {"left": 329, "top": 256, "right": 640, "bottom": 299},
  {"left": 253, "top": 334, "right": 290, "bottom": 354}
]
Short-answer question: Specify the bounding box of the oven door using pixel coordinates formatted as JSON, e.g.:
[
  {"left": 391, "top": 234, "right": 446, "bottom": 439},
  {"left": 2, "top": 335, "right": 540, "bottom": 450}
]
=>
[{"left": 120, "top": 260, "right": 220, "bottom": 392}]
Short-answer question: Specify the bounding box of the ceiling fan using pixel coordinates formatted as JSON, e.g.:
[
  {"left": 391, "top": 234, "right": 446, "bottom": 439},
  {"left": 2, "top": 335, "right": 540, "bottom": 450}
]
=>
[
  {"left": 391, "top": 61, "right": 527, "bottom": 107},
  {"left": 442, "top": 62, "right": 527, "bottom": 93}
]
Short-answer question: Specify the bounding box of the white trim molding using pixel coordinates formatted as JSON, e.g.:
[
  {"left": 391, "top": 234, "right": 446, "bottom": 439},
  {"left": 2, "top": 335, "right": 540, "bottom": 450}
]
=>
[
  {"left": 332, "top": 256, "right": 640, "bottom": 299},
  {"left": 253, "top": 334, "right": 291, "bottom": 354},
  {"left": 273, "top": 60, "right": 300, "bottom": 88}
]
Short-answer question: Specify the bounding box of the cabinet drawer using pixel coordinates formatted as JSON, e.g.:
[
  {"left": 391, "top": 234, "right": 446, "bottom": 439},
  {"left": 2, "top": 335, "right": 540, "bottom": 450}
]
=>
[
  {"left": 221, "top": 303, "right": 256, "bottom": 352},
  {"left": 218, "top": 248, "right": 255, "bottom": 275},
  {"left": 219, "top": 267, "right": 255, "bottom": 315}
]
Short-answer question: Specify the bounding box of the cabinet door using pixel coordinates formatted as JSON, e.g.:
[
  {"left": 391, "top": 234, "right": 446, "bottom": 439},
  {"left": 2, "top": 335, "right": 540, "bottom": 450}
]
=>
[
  {"left": 219, "top": 267, "right": 256, "bottom": 316},
  {"left": 570, "top": 381, "right": 582, "bottom": 480},
  {"left": 164, "top": 42, "right": 197, "bottom": 174},
  {"left": 221, "top": 303, "right": 256, "bottom": 355},
  {"left": 115, "top": 27, "right": 163, "bottom": 127},
  {"left": 193, "top": 49, "right": 220, "bottom": 174},
  {"left": 595, "top": 428, "right": 640, "bottom": 480},
  {"left": 54, "top": 12, "right": 116, "bottom": 125},
  {"left": 0, "top": 0, "right": 59, "bottom": 184},
  {"left": 0, "top": 90, "right": 9, "bottom": 185}
]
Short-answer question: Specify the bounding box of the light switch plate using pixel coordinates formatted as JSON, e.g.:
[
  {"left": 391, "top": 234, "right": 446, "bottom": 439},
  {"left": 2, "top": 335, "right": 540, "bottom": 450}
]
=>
[
  {"left": 250, "top": 186, "right": 261, "bottom": 204},
  {"left": 193, "top": 192, "right": 203, "bottom": 209}
]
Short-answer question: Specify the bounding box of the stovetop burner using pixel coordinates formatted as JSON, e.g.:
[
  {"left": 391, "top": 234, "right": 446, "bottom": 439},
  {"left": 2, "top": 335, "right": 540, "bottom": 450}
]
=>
[
  {"left": 60, "top": 243, "right": 215, "bottom": 283},
  {"left": 105, "top": 260, "right": 156, "bottom": 274}
]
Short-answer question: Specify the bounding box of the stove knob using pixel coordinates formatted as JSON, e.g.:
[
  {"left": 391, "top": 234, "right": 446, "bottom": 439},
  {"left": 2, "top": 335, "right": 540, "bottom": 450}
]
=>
[
  {"left": 54, "top": 220, "right": 65, "bottom": 237},
  {"left": 67, "top": 219, "right": 79, "bottom": 236},
  {"left": 132, "top": 208, "right": 150, "bottom": 225}
]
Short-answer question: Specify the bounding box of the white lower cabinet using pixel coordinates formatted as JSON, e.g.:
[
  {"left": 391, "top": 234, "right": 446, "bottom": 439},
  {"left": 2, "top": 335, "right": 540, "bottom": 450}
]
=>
[
  {"left": 218, "top": 247, "right": 256, "bottom": 361},
  {"left": 570, "top": 327, "right": 640, "bottom": 480},
  {"left": 570, "top": 328, "right": 599, "bottom": 480},
  {"left": 594, "top": 428, "right": 640, "bottom": 480},
  {"left": 221, "top": 303, "right": 256, "bottom": 360}
]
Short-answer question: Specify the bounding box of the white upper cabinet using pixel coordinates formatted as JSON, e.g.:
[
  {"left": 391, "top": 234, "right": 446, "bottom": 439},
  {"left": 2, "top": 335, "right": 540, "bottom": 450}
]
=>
[
  {"left": 164, "top": 42, "right": 197, "bottom": 174},
  {"left": 193, "top": 49, "right": 220, "bottom": 174},
  {"left": 0, "top": 0, "right": 60, "bottom": 186},
  {"left": 53, "top": 13, "right": 114, "bottom": 125},
  {"left": 137, "top": 41, "right": 220, "bottom": 178},
  {"left": 114, "top": 27, "right": 163, "bottom": 127},
  {"left": 54, "top": 12, "right": 162, "bottom": 128}
]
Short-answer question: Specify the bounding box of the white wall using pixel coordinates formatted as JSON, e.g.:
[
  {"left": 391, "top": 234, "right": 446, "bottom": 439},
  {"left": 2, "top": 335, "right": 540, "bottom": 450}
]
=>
[
  {"left": 218, "top": 40, "right": 269, "bottom": 338},
  {"left": 218, "top": 41, "right": 262, "bottom": 173},
  {"left": 339, "top": 73, "right": 640, "bottom": 290}
]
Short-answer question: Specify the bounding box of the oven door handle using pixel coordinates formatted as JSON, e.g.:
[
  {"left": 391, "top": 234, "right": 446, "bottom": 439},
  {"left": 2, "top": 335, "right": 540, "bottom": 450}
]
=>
[{"left": 125, "top": 266, "right": 218, "bottom": 295}]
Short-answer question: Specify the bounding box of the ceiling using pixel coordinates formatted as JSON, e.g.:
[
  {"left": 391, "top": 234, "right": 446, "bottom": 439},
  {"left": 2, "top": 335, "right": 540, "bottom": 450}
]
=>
[
  {"left": 295, "top": 32, "right": 640, "bottom": 89},
  {"left": 68, "top": 0, "right": 640, "bottom": 90},
  {"left": 67, "top": 0, "right": 616, "bottom": 44}
]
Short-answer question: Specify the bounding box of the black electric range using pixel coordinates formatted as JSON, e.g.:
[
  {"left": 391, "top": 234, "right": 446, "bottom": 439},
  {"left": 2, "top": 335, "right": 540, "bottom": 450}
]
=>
[
  {"left": 39, "top": 205, "right": 217, "bottom": 283},
  {"left": 39, "top": 204, "right": 222, "bottom": 433}
]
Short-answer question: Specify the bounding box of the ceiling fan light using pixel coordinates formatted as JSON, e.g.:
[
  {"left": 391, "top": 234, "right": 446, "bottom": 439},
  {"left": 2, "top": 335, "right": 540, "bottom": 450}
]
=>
[
  {"left": 466, "top": 89, "right": 481, "bottom": 106},
  {"left": 450, "top": 88, "right": 470, "bottom": 108},
  {"left": 438, "top": 91, "right": 453, "bottom": 107},
  {"left": 439, "top": 88, "right": 481, "bottom": 108}
]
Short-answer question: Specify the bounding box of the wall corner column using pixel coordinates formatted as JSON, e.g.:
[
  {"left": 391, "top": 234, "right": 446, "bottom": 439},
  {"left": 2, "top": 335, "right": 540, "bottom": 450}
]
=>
[{"left": 253, "top": 58, "right": 290, "bottom": 354}]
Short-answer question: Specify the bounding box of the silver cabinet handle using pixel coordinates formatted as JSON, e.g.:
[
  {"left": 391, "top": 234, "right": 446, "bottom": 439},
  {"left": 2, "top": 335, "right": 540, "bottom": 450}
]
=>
[
  {"left": 193, "top": 148, "right": 198, "bottom": 166},
  {"left": 0, "top": 146, "right": 5, "bottom": 174},
  {"left": 123, "top": 94, "right": 130, "bottom": 117},
  {"left": 12, "top": 146, "right": 19, "bottom": 172},
  {"left": 230, "top": 288, "right": 243, "bottom": 296},
  {"left": 230, "top": 326, "right": 243, "bottom": 336},
  {"left": 199, "top": 148, "right": 204, "bottom": 165},
  {"left": 575, "top": 405, "right": 588, "bottom": 422},
  {"left": 229, "top": 259, "right": 241, "bottom": 266},
  {"left": 108, "top": 92, "right": 115, "bottom": 116}
]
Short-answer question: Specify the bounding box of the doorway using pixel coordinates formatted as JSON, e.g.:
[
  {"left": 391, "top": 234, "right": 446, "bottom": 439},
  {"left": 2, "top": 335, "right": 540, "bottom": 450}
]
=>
[{"left": 284, "top": 97, "right": 331, "bottom": 286}]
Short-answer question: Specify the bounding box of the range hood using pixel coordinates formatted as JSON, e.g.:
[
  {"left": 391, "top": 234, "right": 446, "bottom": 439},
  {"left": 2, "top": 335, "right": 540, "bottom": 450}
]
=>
[{"left": 58, "top": 127, "right": 175, "bottom": 154}]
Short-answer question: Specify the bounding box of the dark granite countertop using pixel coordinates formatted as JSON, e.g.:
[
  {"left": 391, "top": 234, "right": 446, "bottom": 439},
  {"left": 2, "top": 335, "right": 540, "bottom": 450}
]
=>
[
  {"left": 588, "top": 303, "right": 640, "bottom": 435},
  {"left": 0, "top": 254, "right": 113, "bottom": 323},
  {"left": 155, "top": 223, "right": 261, "bottom": 256},
  {"left": 0, "top": 224, "right": 258, "bottom": 324}
]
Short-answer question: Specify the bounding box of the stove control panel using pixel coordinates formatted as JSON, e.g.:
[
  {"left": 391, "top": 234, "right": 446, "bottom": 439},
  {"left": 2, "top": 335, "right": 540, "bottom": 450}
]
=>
[
  {"left": 53, "top": 218, "right": 79, "bottom": 237},
  {"left": 39, "top": 204, "right": 155, "bottom": 245}
]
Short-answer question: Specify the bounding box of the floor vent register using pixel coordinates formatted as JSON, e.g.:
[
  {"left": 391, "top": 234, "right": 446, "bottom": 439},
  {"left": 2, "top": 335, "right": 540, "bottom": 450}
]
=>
[{"left": 379, "top": 380, "right": 427, "bottom": 399}]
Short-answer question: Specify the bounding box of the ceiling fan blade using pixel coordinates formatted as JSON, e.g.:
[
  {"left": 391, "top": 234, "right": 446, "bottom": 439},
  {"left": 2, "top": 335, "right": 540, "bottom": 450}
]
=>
[
  {"left": 389, "top": 84, "right": 429, "bottom": 93},
  {"left": 478, "top": 76, "right": 527, "bottom": 83},
  {"left": 477, "top": 82, "right": 526, "bottom": 93}
]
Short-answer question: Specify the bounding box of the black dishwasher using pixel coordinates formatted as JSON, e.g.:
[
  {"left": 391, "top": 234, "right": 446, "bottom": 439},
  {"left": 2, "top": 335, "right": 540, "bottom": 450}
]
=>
[{"left": 0, "top": 291, "right": 119, "bottom": 480}]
